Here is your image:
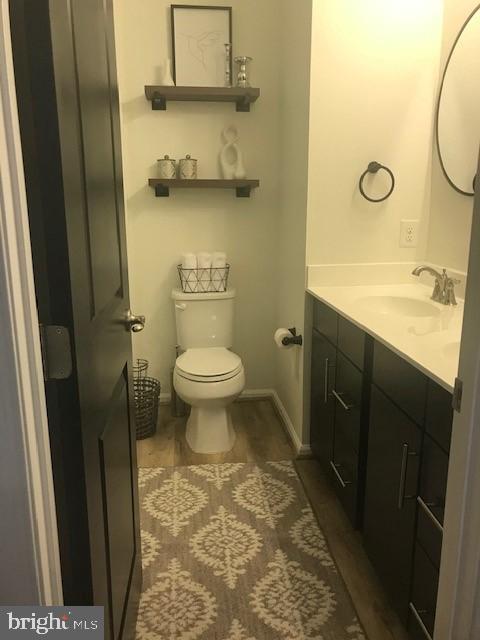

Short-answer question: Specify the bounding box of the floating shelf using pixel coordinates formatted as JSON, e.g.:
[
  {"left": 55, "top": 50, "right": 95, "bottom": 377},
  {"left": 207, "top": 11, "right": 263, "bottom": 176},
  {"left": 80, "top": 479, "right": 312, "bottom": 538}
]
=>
[
  {"left": 144, "top": 86, "right": 260, "bottom": 112},
  {"left": 148, "top": 178, "right": 260, "bottom": 198}
]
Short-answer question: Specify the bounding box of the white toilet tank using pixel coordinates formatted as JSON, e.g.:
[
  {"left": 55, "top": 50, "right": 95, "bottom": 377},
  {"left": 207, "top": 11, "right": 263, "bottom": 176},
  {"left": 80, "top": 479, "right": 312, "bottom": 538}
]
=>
[{"left": 172, "top": 288, "right": 236, "bottom": 350}]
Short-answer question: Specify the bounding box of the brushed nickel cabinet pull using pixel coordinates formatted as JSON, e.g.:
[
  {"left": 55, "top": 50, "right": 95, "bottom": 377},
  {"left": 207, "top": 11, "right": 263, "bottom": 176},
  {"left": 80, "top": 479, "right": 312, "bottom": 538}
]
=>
[
  {"left": 417, "top": 496, "right": 444, "bottom": 533},
  {"left": 409, "top": 602, "right": 433, "bottom": 640},
  {"left": 398, "top": 443, "right": 417, "bottom": 509},
  {"left": 330, "top": 460, "right": 352, "bottom": 488},
  {"left": 332, "top": 389, "right": 354, "bottom": 411}
]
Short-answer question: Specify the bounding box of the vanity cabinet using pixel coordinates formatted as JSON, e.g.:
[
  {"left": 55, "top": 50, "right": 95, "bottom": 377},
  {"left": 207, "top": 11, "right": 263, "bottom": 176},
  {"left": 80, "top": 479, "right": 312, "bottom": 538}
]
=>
[{"left": 309, "top": 295, "right": 454, "bottom": 639}]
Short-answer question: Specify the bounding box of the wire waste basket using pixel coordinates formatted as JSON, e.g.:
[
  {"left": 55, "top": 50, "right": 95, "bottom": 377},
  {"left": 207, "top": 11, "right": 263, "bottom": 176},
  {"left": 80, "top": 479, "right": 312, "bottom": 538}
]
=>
[
  {"left": 133, "top": 359, "right": 160, "bottom": 440},
  {"left": 177, "top": 264, "right": 230, "bottom": 293}
]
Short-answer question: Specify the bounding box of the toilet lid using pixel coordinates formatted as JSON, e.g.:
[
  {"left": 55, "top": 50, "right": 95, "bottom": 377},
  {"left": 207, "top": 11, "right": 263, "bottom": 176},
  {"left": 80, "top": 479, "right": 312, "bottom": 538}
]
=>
[{"left": 176, "top": 347, "right": 242, "bottom": 378}]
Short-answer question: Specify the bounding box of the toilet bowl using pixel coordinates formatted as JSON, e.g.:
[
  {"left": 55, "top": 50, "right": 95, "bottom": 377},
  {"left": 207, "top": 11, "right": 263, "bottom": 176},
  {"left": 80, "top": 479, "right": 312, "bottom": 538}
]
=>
[{"left": 173, "top": 347, "right": 245, "bottom": 454}]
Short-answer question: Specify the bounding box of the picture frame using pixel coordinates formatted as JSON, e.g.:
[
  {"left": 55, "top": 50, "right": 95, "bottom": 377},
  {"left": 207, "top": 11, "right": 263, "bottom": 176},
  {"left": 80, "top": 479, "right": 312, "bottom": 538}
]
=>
[{"left": 171, "top": 5, "right": 233, "bottom": 87}]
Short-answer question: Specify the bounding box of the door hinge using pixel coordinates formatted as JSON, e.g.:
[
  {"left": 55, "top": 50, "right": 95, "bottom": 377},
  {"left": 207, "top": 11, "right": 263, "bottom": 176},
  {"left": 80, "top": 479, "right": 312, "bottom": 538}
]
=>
[
  {"left": 452, "top": 377, "right": 463, "bottom": 413},
  {"left": 39, "top": 325, "right": 73, "bottom": 381}
]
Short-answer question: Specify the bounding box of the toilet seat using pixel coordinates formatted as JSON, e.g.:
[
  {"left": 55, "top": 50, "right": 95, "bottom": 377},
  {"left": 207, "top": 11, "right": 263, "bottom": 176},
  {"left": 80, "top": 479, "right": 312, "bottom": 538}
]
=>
[{"left": 175, "top": 347, "right": 243, "bottom": 383}]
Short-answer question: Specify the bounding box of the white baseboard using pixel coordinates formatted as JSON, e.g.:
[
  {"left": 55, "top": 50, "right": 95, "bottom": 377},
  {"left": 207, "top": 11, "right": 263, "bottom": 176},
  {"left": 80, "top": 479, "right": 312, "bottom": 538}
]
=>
[
  {"left": 160, "top": 392, "right": 172, "bottom": 405},
  {"left": 268, "top": 389, "right": 311, "bottom": 456},
  {"left": 160, "top": 387, "right": 311, "bottom": 456},
  {"left": 239, "top": 388, "right": 276, "bottom": 401}
]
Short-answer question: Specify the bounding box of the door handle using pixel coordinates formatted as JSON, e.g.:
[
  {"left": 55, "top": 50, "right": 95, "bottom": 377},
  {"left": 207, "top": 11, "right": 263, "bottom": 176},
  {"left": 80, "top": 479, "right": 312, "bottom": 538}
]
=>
[
  {"left": 125, "top": 310, "right": 145, "bottom": 333},
  {"left": 398, "top": 443, "right": 417, "bottom": 509},
  {"left": 332, "top": 389, "right": 354, "bottom": 411}
]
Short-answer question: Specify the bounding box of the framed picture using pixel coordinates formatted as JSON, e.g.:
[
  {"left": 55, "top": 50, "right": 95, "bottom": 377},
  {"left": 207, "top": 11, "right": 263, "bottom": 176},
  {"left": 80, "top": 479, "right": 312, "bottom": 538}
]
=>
[{"left": 171, "top": 5, "right": 232, "bottom": 87}]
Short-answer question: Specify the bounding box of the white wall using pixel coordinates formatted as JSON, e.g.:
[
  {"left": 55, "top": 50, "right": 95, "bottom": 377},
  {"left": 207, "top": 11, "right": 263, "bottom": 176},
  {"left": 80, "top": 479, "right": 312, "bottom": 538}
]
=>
[
  {"left": 274, "top": 0, "right": 312, "bottom": 444},
  {"left": 306, "top": 1, "right": 444, "bottom": 267},
  {"left": 114, "top": 0, "right": 282, "bottom": 394},
  {"left": 426, "top": 0, "right": 477, "bottom": 273}
]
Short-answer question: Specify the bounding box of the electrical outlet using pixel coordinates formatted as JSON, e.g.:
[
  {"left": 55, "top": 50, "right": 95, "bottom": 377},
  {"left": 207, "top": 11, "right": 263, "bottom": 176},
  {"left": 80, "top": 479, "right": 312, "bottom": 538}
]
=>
[{"left": 399, "top": 219, "right": 419, "bottom": 248}]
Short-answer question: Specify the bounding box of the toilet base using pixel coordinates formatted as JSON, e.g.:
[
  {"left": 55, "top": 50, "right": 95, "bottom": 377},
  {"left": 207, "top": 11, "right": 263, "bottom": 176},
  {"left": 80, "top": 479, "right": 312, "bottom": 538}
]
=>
[{"left": 186, "top": 406, "right": 236, "bottom": 454}]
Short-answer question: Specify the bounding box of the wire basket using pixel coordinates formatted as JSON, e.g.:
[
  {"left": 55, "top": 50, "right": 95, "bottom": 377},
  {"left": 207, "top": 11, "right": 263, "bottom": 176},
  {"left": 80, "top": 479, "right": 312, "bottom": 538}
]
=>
[
  {"left": 177, "top": 264, "right": 230, "bottom": 293},
  {"left": 133, "top": 359, "right": 160, "bottom": 440},
  {"left": 133, "top": 358, "right": 149, "bottom": 379}
]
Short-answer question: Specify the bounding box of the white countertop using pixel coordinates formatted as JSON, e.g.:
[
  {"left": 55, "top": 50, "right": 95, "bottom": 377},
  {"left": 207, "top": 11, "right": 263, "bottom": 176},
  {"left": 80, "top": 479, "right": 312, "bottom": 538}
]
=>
[{"left": 307, "top": 283, "right": 463, "bottom": 392}]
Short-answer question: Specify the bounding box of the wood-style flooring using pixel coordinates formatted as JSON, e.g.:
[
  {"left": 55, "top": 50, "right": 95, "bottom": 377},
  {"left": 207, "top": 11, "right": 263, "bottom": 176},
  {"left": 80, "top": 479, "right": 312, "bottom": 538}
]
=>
[
  {"left": 136, "top": 398, "right": 296, "bottom": 467},
  {"left": 136, "top": 398, "right": 409, "bottom": 640}
]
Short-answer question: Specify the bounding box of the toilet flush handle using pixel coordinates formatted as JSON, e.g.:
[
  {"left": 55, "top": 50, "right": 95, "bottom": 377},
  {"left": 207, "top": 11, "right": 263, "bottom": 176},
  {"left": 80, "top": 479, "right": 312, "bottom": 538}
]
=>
[{"left": 175, "top": 303, "right": 187, "bottom": 311}]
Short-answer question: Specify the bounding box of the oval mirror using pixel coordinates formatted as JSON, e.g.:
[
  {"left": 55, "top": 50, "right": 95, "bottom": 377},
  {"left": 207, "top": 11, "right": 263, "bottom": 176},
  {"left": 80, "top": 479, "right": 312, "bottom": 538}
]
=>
[{"left": 436, "top": 4, "right": 480, "bottom": 196}]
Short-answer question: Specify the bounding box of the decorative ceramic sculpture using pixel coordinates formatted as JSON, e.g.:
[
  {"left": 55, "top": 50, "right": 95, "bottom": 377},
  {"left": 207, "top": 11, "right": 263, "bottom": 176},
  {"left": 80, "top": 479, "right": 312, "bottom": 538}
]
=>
[{"left": 219, "top": 125, "right": 246, "bottom": 180}]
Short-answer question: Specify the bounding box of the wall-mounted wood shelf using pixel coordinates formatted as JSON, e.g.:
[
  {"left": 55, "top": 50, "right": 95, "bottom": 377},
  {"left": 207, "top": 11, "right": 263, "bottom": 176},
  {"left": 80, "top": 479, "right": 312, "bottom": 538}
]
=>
[
  {"left": 148, "top": 178, "right": 260, "bottom": 198},
  {"left": 144, "top": 86, "right": 260, "bottom": 112}
]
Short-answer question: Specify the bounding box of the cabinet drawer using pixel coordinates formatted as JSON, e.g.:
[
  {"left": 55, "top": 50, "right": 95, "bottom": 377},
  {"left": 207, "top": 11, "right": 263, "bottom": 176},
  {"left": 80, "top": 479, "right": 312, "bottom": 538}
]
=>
[
  {"left": 333, "top": 351, "right": 362, "bottom": 452},
  {"left": 313, "top": 299, "right": 338, "bottom": 345},
  {"left": 373, "top": 341, "right": 427, "bottom": 426},
  {"left": 408, "top": 542, "right": 439, "bottom": 640},
  {"left": 331, "top": 425, "right": 358, "bottom": 526},
  {"left": 338, "top": 315, "right": 365, "bottom": 370},
  {"left": 416, "top": 501, "right": 442, "bottom": 571},
  {"left": 417, "top": 433, "right": 448, "bottom": 568},
  {"left": 425, "top": 381, "right": 453, "bottom": 453}
]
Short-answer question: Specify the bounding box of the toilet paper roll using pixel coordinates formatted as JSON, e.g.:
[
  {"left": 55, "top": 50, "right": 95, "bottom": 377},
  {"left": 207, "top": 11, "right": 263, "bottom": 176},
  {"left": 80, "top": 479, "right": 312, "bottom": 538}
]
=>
[{"left": 274, "top": 328, "right": 294, "bottom": 349}]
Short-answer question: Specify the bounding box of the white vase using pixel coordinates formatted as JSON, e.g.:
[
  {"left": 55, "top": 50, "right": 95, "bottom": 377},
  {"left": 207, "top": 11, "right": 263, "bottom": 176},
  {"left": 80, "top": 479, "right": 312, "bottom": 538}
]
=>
[{"left": 219, "top": 125, "right": 246, "bottom": 180}]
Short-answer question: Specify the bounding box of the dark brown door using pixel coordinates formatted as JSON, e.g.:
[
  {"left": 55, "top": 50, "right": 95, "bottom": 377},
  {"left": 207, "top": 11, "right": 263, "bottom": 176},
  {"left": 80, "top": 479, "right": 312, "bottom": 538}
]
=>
[{"left": 9, "top": 1, "right": 141, "bottom": 638}]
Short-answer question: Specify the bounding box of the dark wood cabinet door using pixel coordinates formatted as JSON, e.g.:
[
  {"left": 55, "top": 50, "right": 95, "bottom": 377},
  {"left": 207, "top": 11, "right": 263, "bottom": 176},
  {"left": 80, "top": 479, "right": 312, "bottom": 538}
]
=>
[
  {"left": 10, "top": 1, "right": 141, "bottom": 638},
  {"left": 373, "top": 341, "right": 427, "bottom": 426},
  {"left": 310, "top": 330, "right": 336, "bottom": 473},
  {"left": 409, "top": 542, "right": 439, "bottom": 638},
  {"left": 425, "top": 381, "right": 453, "bottom": 454},
  {"left": 364, "top": 385, "right": 422, "bottom": 622},
  {"left": 313, "top": 299, "right": 338, "bottom": 345},
  {"left": 333, "top": 352, "right": 362, "bottom": 452}
]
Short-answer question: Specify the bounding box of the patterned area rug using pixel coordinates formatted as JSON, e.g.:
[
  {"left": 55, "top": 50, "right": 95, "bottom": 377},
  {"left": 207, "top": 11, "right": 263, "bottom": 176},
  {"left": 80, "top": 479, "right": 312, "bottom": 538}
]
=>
[{"left": 137, "top": 461, "right": 366, "bottom": 640}]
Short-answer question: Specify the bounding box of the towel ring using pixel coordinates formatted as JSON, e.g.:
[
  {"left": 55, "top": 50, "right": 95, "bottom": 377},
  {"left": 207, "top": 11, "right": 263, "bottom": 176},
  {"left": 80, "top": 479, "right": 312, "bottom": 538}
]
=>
[{"left": 359, "top": 161, "right": 395, "bottom": 203}]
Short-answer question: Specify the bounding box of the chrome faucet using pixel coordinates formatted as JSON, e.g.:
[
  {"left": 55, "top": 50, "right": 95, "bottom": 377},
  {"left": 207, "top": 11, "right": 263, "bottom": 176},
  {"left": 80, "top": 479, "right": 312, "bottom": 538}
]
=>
[{"left": 412, "top": 265, "right": 460, "bottom": 306}]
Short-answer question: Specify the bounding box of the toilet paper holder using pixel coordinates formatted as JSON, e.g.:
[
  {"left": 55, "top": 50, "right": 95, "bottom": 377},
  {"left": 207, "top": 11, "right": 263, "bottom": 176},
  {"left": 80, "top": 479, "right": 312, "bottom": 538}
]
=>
[{"left": 282, "top": 328, "right": 303, "bottom": 347}]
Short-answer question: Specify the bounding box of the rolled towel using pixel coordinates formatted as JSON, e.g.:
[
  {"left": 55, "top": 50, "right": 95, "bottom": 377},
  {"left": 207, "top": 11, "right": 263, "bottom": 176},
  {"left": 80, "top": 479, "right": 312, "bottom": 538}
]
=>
[
  {"left": 196, "top": 252, "right": 212, "bottom": 292},
  {"left": 180, "top": 253, "right": 197, "bottom": 292},
  {"left": 197, "top": 252, "right": 212, "bottom": 269},
  {"left": 181, "top": 252, "right": 197, "bottom": 269},
  {"left": 212, "top": 251, "right": 227, "bottom": 268}
]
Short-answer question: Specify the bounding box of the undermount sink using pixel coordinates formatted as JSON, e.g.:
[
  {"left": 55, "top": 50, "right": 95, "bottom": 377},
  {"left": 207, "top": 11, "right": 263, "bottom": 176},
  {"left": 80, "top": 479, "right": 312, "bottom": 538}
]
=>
[{"left": 354, "top": 295, "right": 441, "bottom": 318}]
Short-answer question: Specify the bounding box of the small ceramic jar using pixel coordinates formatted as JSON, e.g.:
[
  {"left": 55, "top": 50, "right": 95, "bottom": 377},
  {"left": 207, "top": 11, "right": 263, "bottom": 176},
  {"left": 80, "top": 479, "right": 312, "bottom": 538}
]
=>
[
  {"left": 157, "top": 155, "right": 176, "bottom": 179},
  {"left": 179, "top": 155, "right": 197, "bottom": 179}
]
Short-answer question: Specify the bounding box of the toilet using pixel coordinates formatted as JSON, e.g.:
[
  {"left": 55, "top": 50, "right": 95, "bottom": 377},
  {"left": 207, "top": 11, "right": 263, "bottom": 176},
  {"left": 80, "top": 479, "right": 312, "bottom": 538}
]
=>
[{"left": 172, "top": 288, "right": 245, "bottom": 454}]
